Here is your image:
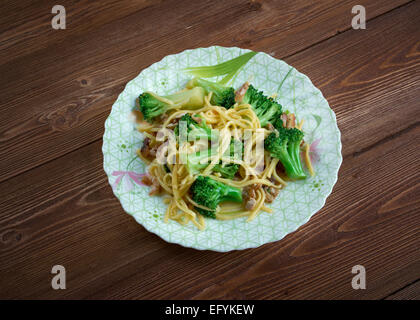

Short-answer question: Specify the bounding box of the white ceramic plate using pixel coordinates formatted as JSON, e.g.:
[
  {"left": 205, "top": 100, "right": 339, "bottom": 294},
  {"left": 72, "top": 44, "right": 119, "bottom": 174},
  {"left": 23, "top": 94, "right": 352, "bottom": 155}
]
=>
[{"left": 102, "top": 46, "right": 342, "bottom": 252}]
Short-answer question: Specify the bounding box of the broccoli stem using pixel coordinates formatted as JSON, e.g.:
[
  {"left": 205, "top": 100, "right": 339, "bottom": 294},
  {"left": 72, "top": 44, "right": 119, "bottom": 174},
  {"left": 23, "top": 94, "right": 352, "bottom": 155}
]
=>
[
  {"left": 191, "top": 176, "right": 242, "bottom": 212},
  {"left": 264, "top": 128, "right": 307, "bottom": 180},
  {"left": 186, "top": 78, "right": 235, "bottom": 109},
  {"left": 138, "top": 87, "right": 205, "bottom": 121}
]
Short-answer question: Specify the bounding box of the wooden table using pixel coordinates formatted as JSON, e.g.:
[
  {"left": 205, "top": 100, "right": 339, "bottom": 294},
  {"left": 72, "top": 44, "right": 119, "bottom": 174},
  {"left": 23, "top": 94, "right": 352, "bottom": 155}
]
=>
[{"left": 0, "top": 0, "right": 419, "bottom": 300}]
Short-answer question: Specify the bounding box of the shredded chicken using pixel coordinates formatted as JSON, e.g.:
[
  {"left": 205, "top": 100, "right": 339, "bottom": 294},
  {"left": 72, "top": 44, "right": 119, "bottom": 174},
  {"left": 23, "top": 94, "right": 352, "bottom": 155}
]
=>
[
  {"left": 192, "top": 115, "right": 202, "bottom": 124},
  {"left": 141, "top": 174, "right": 161, "bottom": 196},
  {"left": 286, "top": 113, "right": 296, "bottom": 128},
  {"left": 243, "top": 184, "right": 262, "bottom": 211},
  {"left": 149, "top": 178, "right": 161, "bottom": 195},
  {"left": 159, "top": 113, "right": 169, "bottom": 122},
  {"left": 235, "top": 81, "right": 250, "bottom": 102},
  {"left": 141, "top": 174, "right": 153, "bottom": 186},
  {"left": 280, "top": 113, "right": 288, "bottom": 127},
  {"left": 266, "top": 123, "right": 274, "bottom": 131},
  {"left": 277, "top": 112, "right": 296, "bottom": 128},
  {"left": 245, "top": 198, "right": 257, "bottom": 211},
  {"left": 140, "top": 137, "right": 157, "bottom": 159},
  {"left": 263, "top": 186, "right": 280, "bottom": 203}
]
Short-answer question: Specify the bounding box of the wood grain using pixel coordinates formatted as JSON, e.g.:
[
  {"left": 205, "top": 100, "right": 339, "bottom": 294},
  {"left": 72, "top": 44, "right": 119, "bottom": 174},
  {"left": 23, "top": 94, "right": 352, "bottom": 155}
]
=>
[
  {"left": 0, "top": 0, "right": 411, "bottom": 183},
  {"left": 0, "top": 0, "right": 419, "bottom": 299},
  {"left": 385, "top": 280, "right": 420, "bottom": 300}
]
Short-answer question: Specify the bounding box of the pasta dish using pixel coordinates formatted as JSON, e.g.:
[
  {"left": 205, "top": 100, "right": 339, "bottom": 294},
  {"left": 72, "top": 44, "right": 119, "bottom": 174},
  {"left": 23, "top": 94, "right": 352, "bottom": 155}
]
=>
[{"left": 134, "top": 77, "right": 314, "bottom": 230}]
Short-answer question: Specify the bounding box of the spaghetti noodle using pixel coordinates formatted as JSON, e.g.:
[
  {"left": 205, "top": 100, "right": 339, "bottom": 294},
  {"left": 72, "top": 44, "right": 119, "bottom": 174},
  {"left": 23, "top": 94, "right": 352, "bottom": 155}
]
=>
[{"left": 136, "top": 83, "right": 314, "bottom": 230}]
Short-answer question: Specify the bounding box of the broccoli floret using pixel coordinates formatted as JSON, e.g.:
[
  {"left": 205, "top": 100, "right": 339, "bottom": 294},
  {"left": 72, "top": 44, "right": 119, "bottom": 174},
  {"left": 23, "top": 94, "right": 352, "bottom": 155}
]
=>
[
  {"left": 174, "top": 113, "right": 217, "bottom": 141},
  {"left": 242, "top": 85, "right": 282, "bottom": 127},
  {"left": 264, "top": 127, "right": 306, "bottom": 180},
  {"left": 186, "top": 139, "right": 241, "bottom": 177},
  {"left": 225, "top": 138, "right": 243, "bottom": 160},
  {"left": 212, "top": 163, "right": 239, "bottom": 179},
  {"left": 138, "top": 87, "right": 205, "bottom": 121},
  {"left": 187, "top": 78, "right": 235, "bottom": 109},
  {"left": 272, "top": 117, "right": 284, "bottom": 130},
  {"left": 186, "top": 149, "right": 239, "bottom": 179},
  {"left": 191, "top": 176, "right": 242, "bottom": 218},
  {"left": 186, "top": 148, "right": 213, "bottom": 175}
]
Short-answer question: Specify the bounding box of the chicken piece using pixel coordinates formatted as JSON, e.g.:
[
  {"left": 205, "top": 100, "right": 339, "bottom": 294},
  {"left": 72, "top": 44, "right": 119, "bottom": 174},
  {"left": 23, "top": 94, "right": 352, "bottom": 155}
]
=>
[
  {"left": 266, "top": 123, "right": 274, "bottom": 131},
  {"left": 192, "top": 115, "right": 202, "bottom": 124},
  {"left": 245, "top": 198, "right": 257, "bottom": 211},
  {"left": 243, "top": 184, "right": 262, "bottom": 211},
  {"left": 141, "top": 174, "right": 161, "bottom": 196},
  {"left": 141, "top": 174, "right": 153, "bottom": 186},
  {"left": 280, "top": 113, "right": 288, "bottom": 127},
  {"left": 140, "top": 137, "right": 158, "bottom": 159},
  {"left": 149, "top": 177, "right": 161, "bottom": 196},
  {"left": 235, "top": 81, "right": 250, "bottom": 102},
  {"left": 263, "top": 186, "right": 280, "bottom": 203},
  {"left": 286, "top": 113, "right": 296, "bottom": 128}
]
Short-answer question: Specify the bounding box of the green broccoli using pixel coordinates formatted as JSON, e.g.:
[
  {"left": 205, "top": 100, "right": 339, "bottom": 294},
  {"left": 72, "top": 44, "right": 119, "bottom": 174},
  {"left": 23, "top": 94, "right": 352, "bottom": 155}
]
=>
[
  {"left": 186, "top": 78, "right": 235, "bottom": 109},
  {"left": 264, "top": 127, "right": 306, "bottom": 180},
  {"left": 191, "top": 176, "right": 242, "bottom": 217},
  {"left": 186, "top": 148, "right": 213, "bottom": 175},
  {"left": 186, "top": 139, "right": 241, "bottom": 178},
  {"left": 138, "top": 87, "right": 205, "bottom": 121},
  {"left": 174, "top": 113, "right": 217, "bottom": 141},
  {"left": 212, "top": 163, "right": 239, "bottom": 179},
  {"left": 272, "top": 116, "right": 284, "bottom": 130},
  {"left": 241, "top": 85, "right": 282, "bottom": 127}
]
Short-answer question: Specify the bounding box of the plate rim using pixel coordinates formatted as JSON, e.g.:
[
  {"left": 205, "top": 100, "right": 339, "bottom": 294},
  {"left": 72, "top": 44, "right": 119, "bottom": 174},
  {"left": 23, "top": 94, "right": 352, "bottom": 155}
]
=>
[{"left": 102, "top": 45, "right": 343, "bottom": 252}]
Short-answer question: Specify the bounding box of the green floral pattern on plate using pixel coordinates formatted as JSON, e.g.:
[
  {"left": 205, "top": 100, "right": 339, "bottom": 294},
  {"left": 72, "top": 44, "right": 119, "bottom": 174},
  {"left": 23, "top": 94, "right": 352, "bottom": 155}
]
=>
[{"left": 102, "top": 46, "right": 342, "bottom": 252}]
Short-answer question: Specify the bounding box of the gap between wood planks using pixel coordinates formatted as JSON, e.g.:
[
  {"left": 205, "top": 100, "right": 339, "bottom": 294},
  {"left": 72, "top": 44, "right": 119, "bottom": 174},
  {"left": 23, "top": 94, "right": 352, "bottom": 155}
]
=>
[
  {"left": 352, "top": 121, "right": 419, "bottom": 158},
  {"left": 280, "top": 0, "right": 416, "bottom": 61},
  {"left": 383, "top": 278, "right": 420, "bottom": 300},
  {"left": 0, "top": 0, "right": 415, "bottom": 185}
]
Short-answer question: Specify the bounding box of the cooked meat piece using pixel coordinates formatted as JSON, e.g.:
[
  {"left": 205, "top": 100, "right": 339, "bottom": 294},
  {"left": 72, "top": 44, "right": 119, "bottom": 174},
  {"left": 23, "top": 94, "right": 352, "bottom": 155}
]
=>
[
  {"left": 141, "top": 174, "right": 153, "bottom": 186},
  {"left": 159, "top": 113, "right": 169, "bottom": 122},
  {"left": 280, "top": 113, "right": 288, "bottom": 127},
  {"left": 192, "top": 115, "right": 202, "bottom": 124},
  {"left": 263, "top": 186, "right": 280, "bottom": 203},
  {"left": 286, "top": 113, "right": 296, "bottom": 128},
  {"left": 235, "top": 81, "right": 250, "bottom": 102},
  {"left": 266, "top": 123, "right": 274, "bottom": 131},
  {"left": 243, "top": 184, "right": 262, "bottom": 211},
  {"left": 245, "top": 198, "right": 257, "bottom": 211},
  {"left": 149, "top": 176, "right": 161, "bottom": 196},
  {"left": 141, "top": 174, "right": 161, "bottom": 195},
  {"left": 140, "top": 137, "right": 158, "bottom": 159}
]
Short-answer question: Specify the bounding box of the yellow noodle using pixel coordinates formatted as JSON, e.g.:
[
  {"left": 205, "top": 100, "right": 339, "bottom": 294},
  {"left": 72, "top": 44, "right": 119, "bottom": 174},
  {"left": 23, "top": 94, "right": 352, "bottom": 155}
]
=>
[
  {"left": 135, "top": 91, "right": 308, "bottom": 230},
  {"left": 304, "top": 143, "right": 315, "bottom": 177}
]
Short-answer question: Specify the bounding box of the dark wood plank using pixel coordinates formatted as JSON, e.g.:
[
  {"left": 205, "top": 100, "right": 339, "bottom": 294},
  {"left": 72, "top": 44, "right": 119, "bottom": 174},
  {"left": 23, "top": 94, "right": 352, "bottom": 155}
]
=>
[
  {"left": 0, "top": 0, "right": 410, "bottom": 183},
  {"left": 285, "top": 5, "right": 420, "bottom": 156},
  {"left": 0, "top": 1, "right": 419, "bottom": 299},
  {"left": 385, "top": 280, "right": 420, "bottom": 300},
  {"left": 0, "top": 0, "right": 159, "bottom": 63},
  {"left": 0, "top": 121, "right": 418, "bottom": 299}
]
